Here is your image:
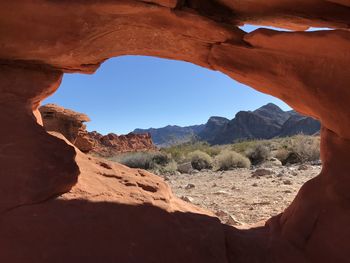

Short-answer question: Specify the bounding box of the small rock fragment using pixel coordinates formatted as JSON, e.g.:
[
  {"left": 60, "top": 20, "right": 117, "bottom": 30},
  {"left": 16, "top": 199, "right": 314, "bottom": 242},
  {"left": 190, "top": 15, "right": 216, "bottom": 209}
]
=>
[
  {"left": 177, "top": 162, "right": 193, "bottom": 174},
  {"left": 185, "top": 183, "right": 195, "bottom": 190},
  {"left": 180, "top": 196, "right": 194, "bottom": 203},
  {"left": 252, "top": 168, "right": 273, "bottom": 177},
  {"left": 226, "top": 215, "right": 241, "bottom": 226},
  {"left": 283, "top": 179, "right": 292, "bottom": 185},
  {"left": 298, "top": 164, "right": 309, "bottom": 170}
]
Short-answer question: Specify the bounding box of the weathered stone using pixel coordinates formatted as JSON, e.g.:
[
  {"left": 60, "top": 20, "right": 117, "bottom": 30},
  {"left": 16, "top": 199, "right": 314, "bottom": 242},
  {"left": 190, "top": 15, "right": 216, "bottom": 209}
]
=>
[
  {"left": 40, "top": 104, "right": 157, "bottom": 154},
  {"left": 0, "top": 66, "right": 79, "bottom": 212},
  {"left": 282, "top": 152, "right": 303, "bottom": 165},
  {"left": 283, "top": 179, "right": 293, "bottom": 185},
  {"left": 185, "top": 183, "right": 196, "bottom": 190},
  {"left": 92, "top": 132, "right": 157, "bottom": 155},
  {"left": 0, "top": 1, "right": 350, "bottom": 263},
  {"left": 40, "top": 104, "right": 94, "bottom": 152},
  {"left": 252, "top": 168, "right": 274, "bottom": 177},
  {"left": 177, "top": 162, "right": 194, "bottom": 174}
]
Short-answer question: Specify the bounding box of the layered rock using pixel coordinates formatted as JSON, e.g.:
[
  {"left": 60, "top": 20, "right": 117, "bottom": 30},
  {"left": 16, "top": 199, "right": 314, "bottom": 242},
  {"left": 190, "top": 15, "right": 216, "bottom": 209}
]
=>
[
  {"left": 40, "top": 104, "right": 94, "bottom": 152},
  {"left": 137, "top": 104, "right": 320, "bottom": 146},
  {"left": 89, "top": 131, "right": 157, "bottom": 156},
  {"left": 0, "top": 65, "right": 78, "bottom": 212},
  {"left": 205, "top": 104, "right": 320, "bottom": 144},
  {"left": 0, "top": 1, "right": 350, "bottom": 263},
  {"left": 40, "top": 104, "right": 157, "bottom": 155},
  {"left": 134, "top": 124, "right": 205, "bottom": 147},
  {"left": 279, "top": 114, "right": 321, "bottom": 137}
]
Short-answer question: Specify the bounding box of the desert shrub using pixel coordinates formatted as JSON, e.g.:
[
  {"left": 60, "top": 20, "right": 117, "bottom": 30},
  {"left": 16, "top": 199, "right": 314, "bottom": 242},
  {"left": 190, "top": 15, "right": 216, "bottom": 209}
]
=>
[
  {"left": 152, "top": 160, "right": 178, "bottom": 175},
  {"left": 151, "top": 152, "right": 171, "bottom": 166},
  {"left": 273, "top": 135, "right": 320, "bottom": 164},
  {"left": 231, "top": 140, "right": 260, "bottom": 154},
  {"left": 188, "top": 150, "right": 213, "bottom": 170},
  {"left": 231, "top": 139, "right": 273, "bottom": 154},
  {"left": 274, "top": 148, "right": 290, "bottom": 163},
  {"left": 290, "top": 135, "right": 320, "bottom": 162},
  {"left": 214, "top": 150, "right": 251, "bottom": 170},
  {"left": 245, "top": 144, "right": 270, "bottom": 165},
  {"left": 117, "top": 152, "right": 154, "bottom": 169},
  {"left": 117, "top": 151, "right": 171, "bottom": 170},
  {"left": 162, "top": 142, "right": 220, "bottom": 162}
]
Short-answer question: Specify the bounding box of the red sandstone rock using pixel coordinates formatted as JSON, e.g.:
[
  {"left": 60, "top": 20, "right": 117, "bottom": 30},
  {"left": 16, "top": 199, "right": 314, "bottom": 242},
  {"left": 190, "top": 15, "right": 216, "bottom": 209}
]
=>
[
  {"left": 91, "top": 132, "right": 157, "bottom": 156},
  {"left": 39, "top": 104, "right": 157, "bottom": 154},
  {"left": 0, "top": 1, "right": 350, "bottom": 263},
  {"left": 39, "top": 104, "right": 94, "bottom": 152},
  {"left": 210, "top": 29, "right": 350, "bottom": 139},
  {"left": 0, "top": 66, "right": 79, "bottom": 212}
]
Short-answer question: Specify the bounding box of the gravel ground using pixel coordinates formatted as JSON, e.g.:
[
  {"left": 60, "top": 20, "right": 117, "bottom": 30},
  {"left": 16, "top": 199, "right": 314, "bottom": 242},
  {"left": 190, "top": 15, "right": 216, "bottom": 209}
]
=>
[{"left": 164, "top": 164, "right": 321, "bottom": 225}]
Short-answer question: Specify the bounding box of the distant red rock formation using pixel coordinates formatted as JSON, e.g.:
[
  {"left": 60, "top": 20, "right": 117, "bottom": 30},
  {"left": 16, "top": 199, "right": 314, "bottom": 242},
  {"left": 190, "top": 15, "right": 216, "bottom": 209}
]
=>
[
  {"left": 39, "top": 104, "right": 156, "bottom": 154},
  {"left": 89, "top": 131, "right": 157, "bottom": 156},
  {"left": 39, "top": 104, "right": 95, "bottom": 152}
]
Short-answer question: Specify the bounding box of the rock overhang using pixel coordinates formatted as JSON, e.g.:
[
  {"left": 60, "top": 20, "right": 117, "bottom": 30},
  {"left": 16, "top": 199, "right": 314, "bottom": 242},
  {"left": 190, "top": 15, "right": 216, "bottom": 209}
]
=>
[{"left": 1, "top": 1, "right": 350, "bottom": 263}]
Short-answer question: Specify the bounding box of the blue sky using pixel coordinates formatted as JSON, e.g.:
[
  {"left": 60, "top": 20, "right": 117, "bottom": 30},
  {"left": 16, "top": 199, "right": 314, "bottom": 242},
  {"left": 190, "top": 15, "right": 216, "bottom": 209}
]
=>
[{"left": 44, "top": 25, "right": 305, "bottom": 134}]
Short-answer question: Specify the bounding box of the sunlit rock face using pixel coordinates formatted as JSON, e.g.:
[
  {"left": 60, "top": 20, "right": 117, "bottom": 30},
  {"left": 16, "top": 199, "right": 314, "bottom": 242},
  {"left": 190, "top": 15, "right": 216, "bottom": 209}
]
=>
[
  {"left": 0, "top": 1, "right": 350, "bottom": 262},
  {"left": 40, "top": 104, "right": 94, "bottom": 152},
  {"left": 89, "top": 131, "right": 157, "bottom": 156},
  {"left": 39, "top": 103, "right": 157, "bottom": 154}
]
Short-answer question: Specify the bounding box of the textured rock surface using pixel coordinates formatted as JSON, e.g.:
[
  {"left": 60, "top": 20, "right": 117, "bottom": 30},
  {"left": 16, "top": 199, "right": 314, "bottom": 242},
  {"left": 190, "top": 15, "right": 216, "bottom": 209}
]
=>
[
  {"left": 0, "top": 133, "right": 228, "bottom": 263},
  {"left": 89, "top": 131, "right": 157, "bottom": 156},
  {"left": 0, "top": 1, "right": 350, "bottom": 263},
  {"left": 0, "top": 66, "right": 79, "bottom": 212},
  {"left": 40, "top": 104, "right": 94, "bottom": 152},
  {"left": 198, "top": 103, "right": 320, "bottom": 145},
  {"left": 135, "top": 103, "right": 320, "bottom": 146},
  {"left": 40, "top": 104, "right": 156, "bottom": 154},
  {"left": 134, "top": 124, "right": 205, "bottom": 147}
]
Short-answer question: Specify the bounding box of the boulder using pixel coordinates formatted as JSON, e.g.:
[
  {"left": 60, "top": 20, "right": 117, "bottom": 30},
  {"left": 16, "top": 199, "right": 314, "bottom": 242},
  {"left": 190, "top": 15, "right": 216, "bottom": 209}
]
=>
[
  {"left": 252, "top": 168, "right": 274, "bottom": 177},
  {"left": 177, "top": 162, "right": 194, "bottom": 174},
  {"left": 40, "top": 104, "right": 94, "bottom": 152}
]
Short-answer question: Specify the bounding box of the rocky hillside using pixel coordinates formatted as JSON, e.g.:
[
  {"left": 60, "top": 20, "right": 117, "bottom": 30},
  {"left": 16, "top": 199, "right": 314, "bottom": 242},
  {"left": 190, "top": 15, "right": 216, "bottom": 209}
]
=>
[
  {"left": 134, "top": 103, "right": 320, "bottom": 146},
  {"left": 40, "top": 104, "right": 156, "bottom": 155},
  {"left": 134, "top": 124, "right": 205, "bottom": 147},
  {"left": 88, "top": 131, "right": 157, "bottom": 156}
]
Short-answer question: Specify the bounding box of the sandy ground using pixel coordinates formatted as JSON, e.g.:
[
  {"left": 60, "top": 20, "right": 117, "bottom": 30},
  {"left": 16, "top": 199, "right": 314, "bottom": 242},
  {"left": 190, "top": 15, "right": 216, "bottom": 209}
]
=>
[{"left": 163, "top": 164, "right": 321, "bottom": 225}]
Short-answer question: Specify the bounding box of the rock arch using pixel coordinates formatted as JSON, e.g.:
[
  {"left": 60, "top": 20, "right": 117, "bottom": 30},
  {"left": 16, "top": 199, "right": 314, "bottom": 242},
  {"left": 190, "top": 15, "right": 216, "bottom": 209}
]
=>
[{"left": 1, "top": 1, "right": 350, "bottom": 262}]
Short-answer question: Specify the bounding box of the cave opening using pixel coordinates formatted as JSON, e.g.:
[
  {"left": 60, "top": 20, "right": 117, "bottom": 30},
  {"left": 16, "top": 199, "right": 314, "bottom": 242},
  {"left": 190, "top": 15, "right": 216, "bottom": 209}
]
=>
[
  {"left": 2, "top": 1, "right": 350, "bottom": 262},
  {"left": 40, "top": 55, "right": 322, "bottom": 226}
]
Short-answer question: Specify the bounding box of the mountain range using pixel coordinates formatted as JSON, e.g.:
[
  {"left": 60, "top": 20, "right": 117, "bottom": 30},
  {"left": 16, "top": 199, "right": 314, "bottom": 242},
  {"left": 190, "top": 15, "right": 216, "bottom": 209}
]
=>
[{"left": 133, "top": 103, "right": 321, "bottom": 147}]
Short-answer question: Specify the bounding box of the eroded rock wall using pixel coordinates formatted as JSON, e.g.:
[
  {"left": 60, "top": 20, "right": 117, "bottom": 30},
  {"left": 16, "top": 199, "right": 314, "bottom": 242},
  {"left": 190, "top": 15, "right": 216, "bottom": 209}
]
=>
[
  {"left": 40, "top": 104, "right": 95, "bottom": 152},
  {"left": 0, "top": 65, "right": 79, "bottom": 212},
  {"left": 39, "top": 104, "right": 157, "bottom": 154},
  {"left": 90, "top": 131, "right": 157, "bottom": 156}
]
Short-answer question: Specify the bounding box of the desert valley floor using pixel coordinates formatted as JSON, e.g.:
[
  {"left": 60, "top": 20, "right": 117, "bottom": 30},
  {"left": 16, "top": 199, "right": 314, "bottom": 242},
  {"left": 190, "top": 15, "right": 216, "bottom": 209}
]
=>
[{"left": 164, "top": 164, "right": 321, "bottom": 225}]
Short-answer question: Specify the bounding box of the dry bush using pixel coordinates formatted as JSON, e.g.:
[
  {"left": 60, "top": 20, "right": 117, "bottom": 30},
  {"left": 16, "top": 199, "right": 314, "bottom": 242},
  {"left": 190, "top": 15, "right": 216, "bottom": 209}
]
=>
[
  {"left": 274, "top": 135, "right": 320, "bottom": 164},
  {"left": 274, "top": 148, "right": 290, "bottom": 163},
  {"left": 117, "top": 151, "right": 171, "bottom": 170},
  {"left": 214, "top": 150, "right": 251, "bottom": 170},
  {"left": 245, "top": 144, "right": 270, "bottom": 165},
  {"left": 188, "top": 150, "right": 213, "bottom": 170},
  {"left": 162, "top": 142, "right": 220, "bottom": 163},
  {"left": 152, "top": 160, "right": 178, "bottom": 175},
  {"left": 290, "top": 135, "right": 320, "bottom": 162}
]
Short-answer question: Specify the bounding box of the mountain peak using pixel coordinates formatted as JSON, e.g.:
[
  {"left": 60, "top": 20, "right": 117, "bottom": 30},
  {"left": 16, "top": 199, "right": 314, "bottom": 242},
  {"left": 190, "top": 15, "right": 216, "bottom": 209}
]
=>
[
  {"left": 255, "top": 103, "right": 283, "bottom": 113},
  {"left": 207, "top": 116, "right": 230, "bottom": 124},
  {"left": 134, "top": 103, "right": 320, "bottom": 147}
]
